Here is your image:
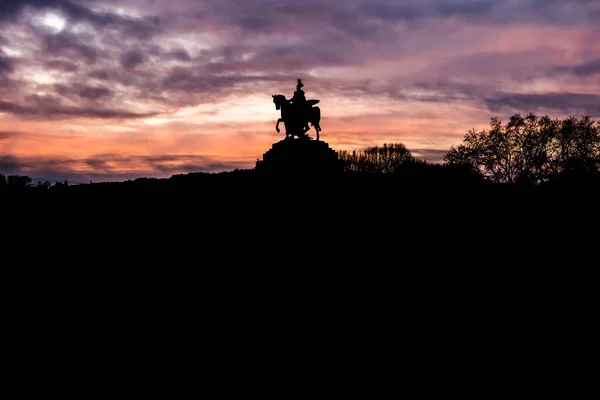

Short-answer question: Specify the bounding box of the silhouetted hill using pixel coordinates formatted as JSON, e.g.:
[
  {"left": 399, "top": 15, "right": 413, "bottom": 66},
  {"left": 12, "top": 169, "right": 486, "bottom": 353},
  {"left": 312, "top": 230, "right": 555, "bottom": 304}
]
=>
[
  {"left": 3, "top": 163, "right": 597, "bottom": 300},
  {"left": 4, "top": 163, "right": 599, "bottom": 199},
  {"left": 2, "top": 129, "right": 599, "bottom": 257}
]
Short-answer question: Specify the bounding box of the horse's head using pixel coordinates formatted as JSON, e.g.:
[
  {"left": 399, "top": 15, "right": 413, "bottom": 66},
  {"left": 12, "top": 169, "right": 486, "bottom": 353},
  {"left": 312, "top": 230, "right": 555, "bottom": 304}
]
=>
[{"left": 272, "top": 94, "right": 286, "bottom": 110}]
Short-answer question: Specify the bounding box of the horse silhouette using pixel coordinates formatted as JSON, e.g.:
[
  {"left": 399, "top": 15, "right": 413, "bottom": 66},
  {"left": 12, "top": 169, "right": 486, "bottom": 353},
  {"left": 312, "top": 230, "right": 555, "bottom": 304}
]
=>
[{"left": 272, "top": 94, "right": 322, "bottom": 141}]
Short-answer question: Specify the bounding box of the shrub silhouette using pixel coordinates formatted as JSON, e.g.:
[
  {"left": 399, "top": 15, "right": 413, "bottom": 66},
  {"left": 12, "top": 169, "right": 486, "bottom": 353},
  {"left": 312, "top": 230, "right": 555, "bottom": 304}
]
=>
[{"left": 339, "top": 143, "right": 415, "bottom": 173}]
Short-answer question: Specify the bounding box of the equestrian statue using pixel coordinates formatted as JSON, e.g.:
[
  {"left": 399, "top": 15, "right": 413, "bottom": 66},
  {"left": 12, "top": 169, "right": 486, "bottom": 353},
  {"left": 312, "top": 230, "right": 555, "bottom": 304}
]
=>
[{"left": 273, "top": 79, "right": 322, "bottom": 141}]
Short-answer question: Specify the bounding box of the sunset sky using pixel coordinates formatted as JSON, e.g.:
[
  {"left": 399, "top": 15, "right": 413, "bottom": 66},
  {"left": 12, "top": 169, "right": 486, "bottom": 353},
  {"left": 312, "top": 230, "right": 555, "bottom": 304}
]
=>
[{"left": 1, "top": 0, "right": 599, "bottom": 182}]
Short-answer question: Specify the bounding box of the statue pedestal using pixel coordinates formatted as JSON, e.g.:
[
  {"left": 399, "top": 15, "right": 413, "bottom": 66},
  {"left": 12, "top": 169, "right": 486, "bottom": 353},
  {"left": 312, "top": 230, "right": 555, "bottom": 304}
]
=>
[{"left": 256, "top": 138, "right": 344, "bottom": 176}]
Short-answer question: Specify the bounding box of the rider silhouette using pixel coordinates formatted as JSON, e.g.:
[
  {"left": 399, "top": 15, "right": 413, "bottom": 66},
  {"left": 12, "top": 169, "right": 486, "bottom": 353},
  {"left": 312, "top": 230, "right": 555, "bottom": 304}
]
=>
[
  {"left": 273, "top": 79, "right": 322, "bottom": 140},
  {"left": 290, "top": 79, "right": 309, "bottom": 133},
  {"left": 291, "top": 79, "right": 307, "bottom": 104}
]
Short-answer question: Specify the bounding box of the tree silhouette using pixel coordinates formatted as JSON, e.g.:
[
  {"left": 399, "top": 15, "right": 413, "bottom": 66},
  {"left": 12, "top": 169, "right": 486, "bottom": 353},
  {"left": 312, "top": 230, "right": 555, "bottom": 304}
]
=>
[
  {"left": 339, "top": 143, "right": 415, "bottom": 173},
  {"left": 36, "top": 181, "right": 52, "bottom": 190},
  {"left": 0, "top": 174, "right": 6, "bottom": 187},
  {"left": 444, "top": 113, "right": 600, "bottom": 184},
  {"left": 550, "top": 115, "right": 599, "bottom": 175},
  {"left": 7, "top": 175, "right": 33, "bottom": 188}
]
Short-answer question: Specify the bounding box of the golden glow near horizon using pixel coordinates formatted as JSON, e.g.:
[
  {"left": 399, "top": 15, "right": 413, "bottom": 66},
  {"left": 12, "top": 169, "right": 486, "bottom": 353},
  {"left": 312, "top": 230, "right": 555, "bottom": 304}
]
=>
[{"left": 1, "top": 0, "right": 599, "bottom": 181}]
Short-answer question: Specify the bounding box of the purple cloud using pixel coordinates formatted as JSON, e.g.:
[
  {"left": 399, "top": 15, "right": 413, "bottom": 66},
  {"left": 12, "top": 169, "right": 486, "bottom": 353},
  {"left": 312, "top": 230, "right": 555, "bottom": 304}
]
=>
[
  {"left": 0, "top": 99, "right": 157, "bottom": 119},
  {"left": 120, "top": 50, "right": 145, "bottom": 69}
]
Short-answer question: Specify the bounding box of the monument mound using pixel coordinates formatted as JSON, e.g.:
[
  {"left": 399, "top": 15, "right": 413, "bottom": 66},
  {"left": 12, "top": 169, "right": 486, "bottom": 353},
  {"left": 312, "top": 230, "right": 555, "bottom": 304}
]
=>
[{"left": 256, "top": 138, "right": 344, "bottom": 176}]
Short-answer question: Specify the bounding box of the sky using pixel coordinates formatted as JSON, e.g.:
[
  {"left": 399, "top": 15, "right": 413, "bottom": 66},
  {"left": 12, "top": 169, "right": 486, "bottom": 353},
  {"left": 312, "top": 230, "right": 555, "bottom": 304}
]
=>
[{"left": 0, "top": 0, "right": 599, "bottom": 182}]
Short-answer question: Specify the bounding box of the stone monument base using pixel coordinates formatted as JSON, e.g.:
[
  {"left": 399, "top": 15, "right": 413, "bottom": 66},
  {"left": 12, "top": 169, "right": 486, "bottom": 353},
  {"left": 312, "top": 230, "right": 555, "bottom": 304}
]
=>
[{"left": 255, "top": 138, "right": 344, "bottom": 176}]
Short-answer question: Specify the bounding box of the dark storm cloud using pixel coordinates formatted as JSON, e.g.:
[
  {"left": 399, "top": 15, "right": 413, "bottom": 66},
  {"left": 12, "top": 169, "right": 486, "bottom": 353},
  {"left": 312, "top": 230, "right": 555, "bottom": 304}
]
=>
[
  {"left": 485, "top": 92, "right": 600, "bottom": 117},
  {"left": 0, "top": 99, "right": 157, "bottom": 119}
]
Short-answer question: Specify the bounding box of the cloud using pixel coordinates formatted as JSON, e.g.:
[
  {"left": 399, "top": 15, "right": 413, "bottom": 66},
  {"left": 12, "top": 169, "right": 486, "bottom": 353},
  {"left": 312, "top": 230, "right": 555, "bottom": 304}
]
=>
[
  {"left": 1, "top": 0, "right": 162, "bottom": 38},
  {"left": 44, "top": 59, "right": 79, "bottom": 72},
  {"left": 167, "top": 49, "right": 192, "bottom": 62},
  {"left": 358, "top": 0, "right": 497, "bottom": 24},
  {"left": 0, "top": 99, "right": 157, "bottom": 119},
  {"left": 2, "top": 0, "right": 600, "bottom": 179},
  {"left": 485, "top": 92, "right": 600, "bottom": 117},
  {"left": 0, "top": 155, "right": 21, "bottom": 174},
  {"left": 0, "top": 131, "right": 20, "bottom": 140},
  {"left": 54, "top": 83, "right": 113, "bottom": 100},
  {"left": 182, "top": 0, "right": 599, "bottom": 42},
  {"left": 161, "top": 66, "right": 281, "bottom": 94},
  {"left": 359, "top": 0, "right": 599, "bottom": 26},
  {"left": 411, "top": 148, "right": 448, "bottom": 163},
  {"left": 553, "top": 59, "right": 600, "bottom": 77},
  {"left": 0, "top": 51, "right": 13, "bottom": 73},
  {"left": 0, "top": 153, "right": 252, "bottom": 182},
  {"left": 43, "top": 32, "right": 98, "bottom": 63},
  {"left": 6, "top": 0, "right": 593, "bottom": 120},
  {"left": 120, "top": 50, "right": 145, "bottom": 69},
  {"left": 76, "top": 85, "right": 113, "bottom": 100}
]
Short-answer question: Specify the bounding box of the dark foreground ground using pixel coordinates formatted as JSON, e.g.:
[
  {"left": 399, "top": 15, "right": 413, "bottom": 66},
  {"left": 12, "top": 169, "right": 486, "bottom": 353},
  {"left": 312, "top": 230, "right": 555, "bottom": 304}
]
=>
[
  {"left": 4, "top": 169, "right": 599, "bottom": 239},
  {"left": 2, "top": 169, "right": 596, "bottom": 355}
]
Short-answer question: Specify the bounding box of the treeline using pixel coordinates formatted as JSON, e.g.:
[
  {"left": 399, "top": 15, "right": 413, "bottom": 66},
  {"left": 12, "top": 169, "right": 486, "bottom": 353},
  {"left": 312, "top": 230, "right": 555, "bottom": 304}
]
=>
[
  {"left": 338, "top": 143, "right": 416, "bottom": 174},
  {"left": 338, "top": 113, "right": 600, "bottom": 187},
  {"left": 445, "top": 113, "right": 600, "bottom": 184},
  {"left": 1, "top": 113, "right": 599, "bottom": 192},
  {"left": 0, "top": 174, "right": 70, "bottom": 191}
]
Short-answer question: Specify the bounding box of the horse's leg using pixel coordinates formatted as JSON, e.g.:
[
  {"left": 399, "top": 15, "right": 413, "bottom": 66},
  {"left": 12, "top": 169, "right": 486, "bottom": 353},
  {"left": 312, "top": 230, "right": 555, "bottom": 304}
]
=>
[
  {"left": 310, "top": 107, "right": 321, "bottom": 141},
  {"left": 283, "top": 119, "right": 292, "bottom": 139},
  {"left": 276, "top": 118, "right": 283, "bottom": 134}
]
